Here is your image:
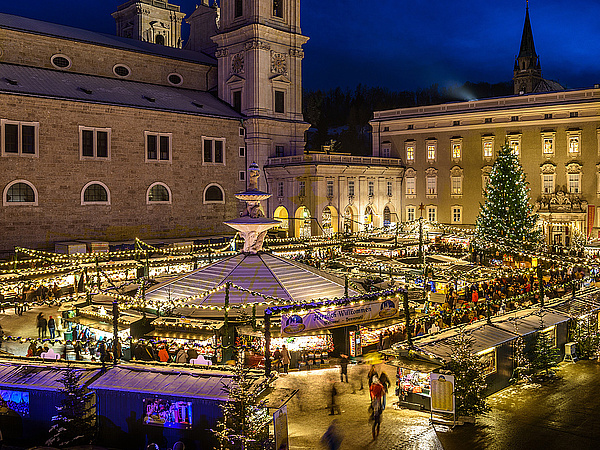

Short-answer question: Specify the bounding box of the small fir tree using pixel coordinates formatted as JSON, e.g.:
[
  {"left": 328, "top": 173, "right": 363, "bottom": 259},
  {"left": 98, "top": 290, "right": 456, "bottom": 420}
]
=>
[
  {"left": 509, "top": 324, "right": 531, "bottom": 384},
  {"left": 212, "top": 362, "right": 271, "bottom": 450},
  {"left": 446, "top": 332, "right": 490, "bottom": 417},
  {"left": 475, "top": 144, "right": 541, "bottom": 249},
  {"left": 529, "top": 318, "right": 561, "bottom": 378},
  {"left": 570, "top": 311, "right": 600, "bottom": 359},
  {"left": 46, "top": 367, "right": 96, "bottom": 447}
]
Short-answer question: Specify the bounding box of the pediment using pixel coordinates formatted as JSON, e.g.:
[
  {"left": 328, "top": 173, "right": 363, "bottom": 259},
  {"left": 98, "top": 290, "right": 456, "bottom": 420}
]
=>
[
  {"left": 270, "top": 74, "right": 291, "bottom": 84},
  {"left": 226, "top": 74, "right": 245, "bottom": 84}
]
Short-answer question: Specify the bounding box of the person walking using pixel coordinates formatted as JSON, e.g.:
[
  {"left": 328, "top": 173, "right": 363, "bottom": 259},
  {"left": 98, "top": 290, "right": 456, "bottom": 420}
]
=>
[
  {"left": 329, "top": 381, "right": 341, "bottom": 415},
  {"left": 48, "top": 316, "right": 56, "bottom": 339},
  {"left": 272, "top": 347, "right": 282, "bottom": 372},
  {"left": 379, "top": 370, "right": 391, "bottom": 409},
  {"left": 321, "top": 419, "right": 342, "bottom": 450},
  {"left": 281, "top": 345, "right": 290, "bottom": 374},
  {"left": 36, "top": 313, "right": 44, "bottom": 339},
  {"left": 369, "top": 377, "right": 384, "bottom": 439},
  {"left": 340, "top": 353, "right": 349, "bottom": 383}
]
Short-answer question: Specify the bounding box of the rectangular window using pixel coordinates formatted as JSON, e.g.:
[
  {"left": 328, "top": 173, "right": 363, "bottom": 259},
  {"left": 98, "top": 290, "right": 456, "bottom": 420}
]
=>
[
  {"left": 483, "top": 141, "right": 493, "bottom": 158},
  {"left": 235, "top": 0, "right": 243, "bottom": 17},
  {"left": 299, "top": 180, "right": 306, "bottom": 197},
  {"left": 406, "top": 177, "right": 416, "bottom": 196},
  {"left": 406, "top": 145, "right": 415, "bottom": 162},
  {"left": 278, "top": 181, "right": 284, "bottom": 198},
  {"left": 509, "top": 139, "right": 520, "bottom": 156},
  {"left": 368, "top": 181, "right": 374, "bottom": 197},
  {"left": 79, "top": 126, "right": 110, "bottom": 160},
  {"left": 407, "top": 206, "right": 416, "bottom": 222},
  {"left": 232, "top": 90, "right": 242, "bottom": 113},
  {"left": 387, "top": 181, "right": 393, "bottom": 197},
  {"left": 452, "top": 206, "right": 462, "bottom": 224},
  {"left": 348, "top": 180, "right": 355, "bottom": 197},
  {"left": 273, "top": 0, "right": 283, "bottom": 17},
  {"left": 427, "top": 143, "right": 436, "bottom": 160},
  {"left": 427, "top": 206, "right": 437, "bottom": 223},
  {"left": 511, "top": 116, "right": 519, "bottom": 122},
  {"left": 452, "top": 142, "right": 461, "bottom": 159},
  {"left": 145, "top": 132, "right": 172, "bottom": 162},
  {"left": 544, "top": 113, "right": 553, "bottom": 119},
  {"left": 570, "top": 112, "right": 579, "bottom": 118},
  {"left": 239, "top": 171, "right": 246, "bottom": 181},
  {"left": 1, "top": 120, "right": 39, "bottom": 157},
  {"left": 274, "top": 90, "right": 285, "bottom": 113},
  {"left": 569, "top": 136, "right": 580, "bottom": 154},
  {"left": 426, "top": 176, "right": 437, "bottom": 195},
  {"left": 543, "top": 137, "right": 554, "bottom": 154},
  {"left": 451, "top": 176, "right": 462, "bottom": 195},
  {"left": 453, "top": 120, "right": 460, "bottom": 126},
  {"left": 483, "top": 174, "right": 490, "bottom": 189},
  {"left": 239, "top": 147, "right": 245, "bottom": 157},
  {"left": 327, "top": 180, "right": 334, "bottom": 198},
  {"left": 543, "top": 174, "right": 554, "bottom": 194},
  {"left": 568, "top": 173, "right": 580, "bottom": 194},
  {"left": 202, "top": 137, "right": 226, "bottom": 165},
  {"left": 275, "top": 145, "right": 285, "bottom": 157},
  {"left": 485, "top": 118, "right": 492, "bottom": 123},
  {"left": 407, "top": 124, "right": 414, "bottom": 130},
  {"left": 382, "top": 145, "right": 391, "bottom": 158}
]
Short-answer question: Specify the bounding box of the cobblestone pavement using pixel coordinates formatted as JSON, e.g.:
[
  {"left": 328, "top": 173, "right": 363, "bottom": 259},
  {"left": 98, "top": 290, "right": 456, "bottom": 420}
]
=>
[{"left": 273, "top": 364, "right": 444, "bottom": 450}]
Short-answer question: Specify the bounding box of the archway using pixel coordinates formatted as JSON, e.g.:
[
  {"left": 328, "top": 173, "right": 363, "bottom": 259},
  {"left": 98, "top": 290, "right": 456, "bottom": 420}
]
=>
[
  {"left": 343, "top": 205, "right": 358, "bottom": 234},
  {"left": 273, "top": 206, "right": 289, "bottom": 236},
  {"left": 383, "top": 203, "right": 397, "bottom": 228},
  {"left": 295, "top": 206, "right": 312, "bottom": 238},
  {"left": 322, "top": 205, "right": 339, "bottom": 236},
  {"left": 364, "top": 205, "right": 377, "bottom": 231}
]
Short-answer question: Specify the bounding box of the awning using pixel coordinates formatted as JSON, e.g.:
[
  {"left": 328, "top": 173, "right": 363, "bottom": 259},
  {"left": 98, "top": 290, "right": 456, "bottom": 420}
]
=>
[
  {"left": 258, "top": 387, "right": 298, "bottom": 410},
  {"left": 67, "top": 316, "right": 129, "bottom": 333},
  {"left": 385, "top": 355, "right": 443, "bottom": 373},
  {"left": 145, "top": 330, "right": 216, "bottom": 341}
]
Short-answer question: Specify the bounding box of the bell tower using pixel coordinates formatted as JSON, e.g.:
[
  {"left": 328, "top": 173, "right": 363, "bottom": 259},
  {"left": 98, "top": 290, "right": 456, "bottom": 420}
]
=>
[
  {"left": 212, "top": 0, "right": 310, "bottom": 191},
  {"left": 513, "top": 2, "right": 542, "bottom": 95},
  {"left": 112, "top": 0, "right": 186, "bottom": 48}
]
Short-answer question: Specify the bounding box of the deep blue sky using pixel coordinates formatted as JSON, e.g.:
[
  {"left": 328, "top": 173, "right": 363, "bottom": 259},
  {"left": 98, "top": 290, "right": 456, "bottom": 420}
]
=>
[{"left": 2, "top": 0, "right": 600, "bottom": 92}]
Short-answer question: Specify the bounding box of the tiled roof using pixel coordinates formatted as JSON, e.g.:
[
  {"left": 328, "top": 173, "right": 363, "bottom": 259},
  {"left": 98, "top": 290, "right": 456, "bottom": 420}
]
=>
[
  {"left": 0, "top": 63, "right": 241, "bottom": 119},
  {"left": 145, "top": 253, "right": 361, "bottom": 318},
  {"left": 0, "top": 12, "right": 216, "bottom": 66}
]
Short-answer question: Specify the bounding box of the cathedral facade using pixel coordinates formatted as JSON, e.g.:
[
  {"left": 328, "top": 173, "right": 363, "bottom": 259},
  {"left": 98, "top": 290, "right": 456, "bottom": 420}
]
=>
[{"left": 0, "top": 0, "right": 311, "bottom": 253}]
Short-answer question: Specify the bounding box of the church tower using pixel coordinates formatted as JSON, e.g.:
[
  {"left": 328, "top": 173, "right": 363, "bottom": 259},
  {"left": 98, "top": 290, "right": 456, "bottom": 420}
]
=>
[
  {"left": 513, "top": 3, "right": 542, "bottom": 95},
  {"left": 112, "top": 0, "right": 186, "bottom": 48},
  {"left": 211, "top": 0, "right": 310, "bottom": 191}
]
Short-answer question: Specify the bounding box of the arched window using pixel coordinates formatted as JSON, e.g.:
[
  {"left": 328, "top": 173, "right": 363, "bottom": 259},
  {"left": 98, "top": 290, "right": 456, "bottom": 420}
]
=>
[
  {"left": 383, "top": 206, "right": 391, "bottom": 227},
  {"left": 147, "top": 183, "right": 171, "bottom": 203},
  {"left": 3, "top": 180, "right": 38, "bottom": 206},
  {"left": 82, "top": 182, "right": 110, "bottom": 205},
  {"left": 155, "top": 34, "right": 165, "bottom": 45},
  {"left": 204, "top": 184, "right": 225, "bottom": 204}
]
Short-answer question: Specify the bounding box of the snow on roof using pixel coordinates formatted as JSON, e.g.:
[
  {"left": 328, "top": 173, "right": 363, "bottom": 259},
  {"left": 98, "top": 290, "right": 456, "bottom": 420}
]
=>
[{"left": 0, "top": 362, "right": 100, "bottom": 392}]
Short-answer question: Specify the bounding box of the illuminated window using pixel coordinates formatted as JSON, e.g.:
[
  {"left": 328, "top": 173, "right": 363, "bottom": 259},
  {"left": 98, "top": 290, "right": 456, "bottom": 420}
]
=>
[
  {"left": 406, "top": 206, "right": 416, "bottom": 222},
  {"left": 452, "top": 142, "right": 461, "bottom": 159},
  {"left": 543, "top": 138, "right": 553, "bottom": 154},
  {"left": 406, "top": 144, "right": 415, "bottom": 162},
  {"left": 483, "top": 141, "right": 493, "bottom": 158},
  {"left": 427, "top": 143, "right": 436, "bottom": 161},
  {"left": 509, "top": 138, "right": 520, "bottom": 156},
  {"left": 569, "top": 136, "right": 579, "bottom": 154}
]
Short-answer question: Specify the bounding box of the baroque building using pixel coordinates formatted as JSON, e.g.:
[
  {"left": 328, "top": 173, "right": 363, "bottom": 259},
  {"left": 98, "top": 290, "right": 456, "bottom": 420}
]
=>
[
  {"left": 370, "top": 5, "right": 600, "bottom": 247},
  {"left": 0, "top": 0, "right": 311, "bottom": 252}
]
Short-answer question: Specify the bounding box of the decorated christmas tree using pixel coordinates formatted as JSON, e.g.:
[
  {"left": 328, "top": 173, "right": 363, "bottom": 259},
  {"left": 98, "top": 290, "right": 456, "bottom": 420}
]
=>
[
  {"left": 475, "top": 144, "right": 541, "bottom": 249},
  {"left": 529, "top": 318, "right": 561, "bottom": 379},
  {"left": 446, "top": 332, "right": 490, "bottom": 417},
  {"left": 570, "top": 306, "right": 600, "bottom": 359},
  {"left": 212, "top": 362, "right": 272, "bottom": 450},
  {"left": 46, "top": 367, "right": 96, "bottom": 447}
]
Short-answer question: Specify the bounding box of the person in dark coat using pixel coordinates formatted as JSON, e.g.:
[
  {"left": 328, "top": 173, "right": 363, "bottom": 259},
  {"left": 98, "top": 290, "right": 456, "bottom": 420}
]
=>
[
  {"left": 48, "top": 316, "right": 56, "bottom": 339},
  {"left": 340, "top": 353, "right": 349, "bottom": 383}
]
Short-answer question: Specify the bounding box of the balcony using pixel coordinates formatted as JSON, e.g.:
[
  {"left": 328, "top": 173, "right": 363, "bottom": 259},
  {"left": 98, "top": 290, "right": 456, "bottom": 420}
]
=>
[{"left": 265, "top": 153, "right": 404, "bottom": 167}]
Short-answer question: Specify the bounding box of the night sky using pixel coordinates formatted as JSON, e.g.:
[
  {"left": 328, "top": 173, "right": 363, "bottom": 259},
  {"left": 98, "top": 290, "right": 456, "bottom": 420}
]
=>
[{"left": 2, "top": 0, "right": 600, "bottom": 93}]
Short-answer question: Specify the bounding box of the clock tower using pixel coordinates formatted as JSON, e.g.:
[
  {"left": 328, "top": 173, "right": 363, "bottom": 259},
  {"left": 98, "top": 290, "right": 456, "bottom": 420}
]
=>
[{"left": 212, "top": 0, "right": 309, "bottom": 191}]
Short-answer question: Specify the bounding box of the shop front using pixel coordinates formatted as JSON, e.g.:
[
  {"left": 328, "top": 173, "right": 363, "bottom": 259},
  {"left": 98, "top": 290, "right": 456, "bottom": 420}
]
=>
[{"left": 389, "top": 357, "right": 443, "bottom": 410}]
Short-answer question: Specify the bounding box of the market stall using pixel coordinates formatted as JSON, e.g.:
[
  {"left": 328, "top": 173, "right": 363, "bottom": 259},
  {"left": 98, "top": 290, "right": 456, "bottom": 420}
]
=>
[{"left": 387, "top": 356, "right": 443, "bottom": 410}]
